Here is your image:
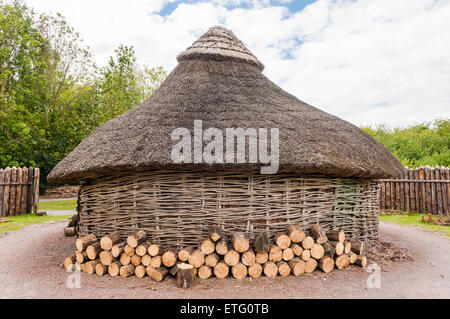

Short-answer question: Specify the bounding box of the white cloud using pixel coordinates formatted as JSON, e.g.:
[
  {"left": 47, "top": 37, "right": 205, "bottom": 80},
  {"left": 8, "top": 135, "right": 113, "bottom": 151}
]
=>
[{"left": 25, "top": 0, "right": 450, "bottom": 127}]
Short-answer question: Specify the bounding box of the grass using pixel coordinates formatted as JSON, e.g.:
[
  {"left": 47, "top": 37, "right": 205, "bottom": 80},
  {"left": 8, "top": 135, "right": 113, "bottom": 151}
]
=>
[
  {"left": 0, "top": 214, "right": 71, "bottom": 234},
  {"left": 39, "top": 199, "right": 76, "bottom": 211},
  {"left": 380, "top": 213, "right": 450, "bottom": 237}
]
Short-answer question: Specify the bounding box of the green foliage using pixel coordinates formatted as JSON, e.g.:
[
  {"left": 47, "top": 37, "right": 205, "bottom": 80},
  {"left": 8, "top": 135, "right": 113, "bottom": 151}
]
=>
[
  {"left": 361, "top": 118, "right": 450, "bottom": 168},
  {"left": 0, "top": 1, "right": 167, "bottom": 191}
]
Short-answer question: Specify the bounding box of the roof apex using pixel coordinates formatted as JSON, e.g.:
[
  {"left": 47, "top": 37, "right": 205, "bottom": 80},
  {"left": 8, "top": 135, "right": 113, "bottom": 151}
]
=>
[{"left": 177, "top": 25, "right": 264, "bottom": 71}]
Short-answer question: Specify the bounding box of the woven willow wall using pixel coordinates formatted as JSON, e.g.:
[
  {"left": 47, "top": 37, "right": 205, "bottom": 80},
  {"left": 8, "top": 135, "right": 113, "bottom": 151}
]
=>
[{"left": 78, "top": 170, "right": 381, "bottom": 247}]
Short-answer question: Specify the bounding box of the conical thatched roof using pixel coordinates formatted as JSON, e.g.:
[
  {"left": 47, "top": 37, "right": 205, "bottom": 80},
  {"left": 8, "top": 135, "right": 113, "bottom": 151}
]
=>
[{"left": 48, "top": 26, "right": 403, "bottom": 183}]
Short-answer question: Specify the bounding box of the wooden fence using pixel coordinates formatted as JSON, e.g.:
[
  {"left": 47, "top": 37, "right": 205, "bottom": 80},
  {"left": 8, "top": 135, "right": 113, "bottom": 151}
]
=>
[
  {"left": 380, "top": 166, "right": 449, "bottom": 216},
  {"left": 0, "top": 167, "right": 40, "bottom": 217}
]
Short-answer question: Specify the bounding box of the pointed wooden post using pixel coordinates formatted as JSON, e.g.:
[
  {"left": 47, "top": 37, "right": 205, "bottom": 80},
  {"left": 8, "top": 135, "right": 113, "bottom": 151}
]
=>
[
  {"left": 27, "top": 167, "right": 33, "bottom": 214},
  {"left": 32, "top": 168, "right": 40, "bottom": 214},
  {"left": 0, "top": 169, "right": 4, "bottom": 217},
  {"left": 2, "top": 167, "right": 10, "bottom": 216}
]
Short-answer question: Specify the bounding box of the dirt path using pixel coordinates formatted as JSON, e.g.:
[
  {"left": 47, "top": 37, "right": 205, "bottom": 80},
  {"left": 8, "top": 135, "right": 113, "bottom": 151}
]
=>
[{"left": 0, "top": 221, "right": 448, "bottom": 299}]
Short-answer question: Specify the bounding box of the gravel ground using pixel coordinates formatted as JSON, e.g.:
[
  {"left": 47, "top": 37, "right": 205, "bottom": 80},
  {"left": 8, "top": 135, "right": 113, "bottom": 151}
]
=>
[{"left": 0, "top": 221, "right": 448, "bottom": 299}]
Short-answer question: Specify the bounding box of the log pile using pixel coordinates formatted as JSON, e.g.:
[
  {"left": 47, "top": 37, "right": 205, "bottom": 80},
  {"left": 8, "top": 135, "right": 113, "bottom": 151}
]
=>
[{"left": 64, "top": 224, "right": 368, "bottom": 288}]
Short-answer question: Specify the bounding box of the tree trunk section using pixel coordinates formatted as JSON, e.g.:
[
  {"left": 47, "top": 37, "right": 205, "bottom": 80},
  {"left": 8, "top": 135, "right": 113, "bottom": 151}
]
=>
[
  {"left": 301, "top": 249, "right": 310, "bottom": 261},
  {"left": 231, "top": 263, "right": 248, "bottom": 279},
  {"left": 120, "top": 264, "right": 135, "bottom": 277},
  {"left": 263, "top": 261, "right": 278, "bottom": 278},
  {"left": 274, "top": 232, "right": 291, "bottom": 249},
  {"left": 305, "top": 258, "right": 318, "bottom": 273},
  {"left": 253, "top": 233, "right": 270, "bottom": 253},
  {"left": 329, "top": 241, "right": 344, "bottom": 256},
  {"left": 100, "top": 231, "right": 122, "bottom": 250},
  {"left": 86, "top": 242, "right": 101, "bottom": 260},
  {"left": 318, "top": 256, "right": 334, "bottom": 273},
  {"left": 290, "top": 243, "right": 303, "bottom": 256},
  {"left": 208, "top": 225, "right": 223, "bottom": 242},
  {"left": 176, "top": 263, "right": 194, "bottom": 288},
  {"left": 178, "top": 247, "right": 194, "bottom": 262},
  {"left": 326, "top": 231, "right": 345, "bottom": 243},
  {"left": 64, "top": 227, "right": 77, "bottom": 237},
  {"left": 282, "top": 248, "right": 294, "bottom": 261},
  {"left": 232, "top": 232, "right": 249, "bottom": 253},
  {"left": 198, "top": 265, "right": 212, "bottom": 279},
  {"left": 322, "top": 242, "right": 335, "bottom": 258},
  {"left": 135, "top": 265, "right": 147, "bottom": 278},
  {"left": 205, "top": 253, "right": 220, "bottom": 267},
  {"left": 301, "top": 236, "right": 314, "bottom": 250},
  {"left": 241, "top": 249, "right": 256, "bottom": 266},
  {"left": 131, "top": 254, "right": 141, "bottom": 267},
  {"left": 288, "top": 258, "right": 306, "bottom": 276},
  {"left": 200, "top": 238, "right": 216, "bottom": 255},
  {"left": 255, "top": 251, "right": 268, "bottom": 264},
  {"left": 350, "top": 240, "right": 364, "bottom": 255},
  {"left": 215, "top": 238, "right": 229, "bottom": 256},
  {"left": 162, "top": 250, "right": 177, "bottom": 267},
  {"left": 127, "top": 230, "right": 147, "bottom": 248},
  {"left": 76, "top": 234, "right": 98, "bottom": 252},
  {"left": 355, "top": 256, "right": 367, "bottom": 268},
  {"left": 95, "top": 263, "right": 108, "bottom": 276},
  {"left": 119, "top": 253, "right": 131, "bottom": 266},
  {"left": 124, "top": 245, "right": 135, "bottom": 257},
  {"left": 108, "top": 261, "right": 121, "bottom": 277},
  {"left": 310, "top": 243, "right": 325, "bottom": 259},
  {"left": 188, "top": 250, "right": 205, "bottom": 268},
  {"left": 277, "top": 261, "right": 291, "bottom": 277},
  {"left": 150, "top": 256, "right": 162, "bottom": 268},
  {"left": 111, "top": 242, "right": 126, "bottom": 258},
  {"left": 135, "top": 241, "right": 151, "bottom": 256},
  {"left": 248, "top": 263, "right": 262, "bottom": 279},
  {"left": 269, "top": 245, "right": 282, "bottom": 263},
  {"left": 224, "top": 249, "right": 240, "bottom": 267},
  {"left": 287, "top": 225, "right": 305, "bottom": 243},
  {"left": 335, "top": 254, "right": 350, "bottom": 270},
  {"left": 310, "top": 224, "right": 328, "bottom": 244},
  {"left": 213, "top": 262, "right": 229, "bottom": 279}
]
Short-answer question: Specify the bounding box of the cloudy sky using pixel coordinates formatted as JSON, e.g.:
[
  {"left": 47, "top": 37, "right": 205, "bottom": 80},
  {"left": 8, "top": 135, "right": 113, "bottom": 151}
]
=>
[{"left": 26, "top": 0, "right": 450, "bottom": 127}]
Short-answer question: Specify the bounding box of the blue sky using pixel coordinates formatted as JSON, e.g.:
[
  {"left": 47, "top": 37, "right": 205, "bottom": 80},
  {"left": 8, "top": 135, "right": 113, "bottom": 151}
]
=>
[{"left": 26, "top": 0, "right": 450, "bottom": 127}]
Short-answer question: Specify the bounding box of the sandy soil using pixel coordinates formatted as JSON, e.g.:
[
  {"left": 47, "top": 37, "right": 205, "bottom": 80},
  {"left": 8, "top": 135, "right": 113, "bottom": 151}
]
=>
[{"left": 0, "top": 221, "right": 448, "bottom": 299}]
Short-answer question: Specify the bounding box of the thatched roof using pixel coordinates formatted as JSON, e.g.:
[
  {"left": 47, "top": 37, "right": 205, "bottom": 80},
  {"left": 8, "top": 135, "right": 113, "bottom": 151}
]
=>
[{"left": 48, "top": 26, "right": 404, "bottom": 183}]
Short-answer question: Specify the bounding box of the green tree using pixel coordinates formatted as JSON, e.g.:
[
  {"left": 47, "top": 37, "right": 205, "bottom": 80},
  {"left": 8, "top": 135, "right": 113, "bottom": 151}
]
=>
[
  {"left": 0, "top": 1, "right": 167, "bottom": 191},
  {"left": 361, "top": 118, "right": 450, "bottom": 168}
]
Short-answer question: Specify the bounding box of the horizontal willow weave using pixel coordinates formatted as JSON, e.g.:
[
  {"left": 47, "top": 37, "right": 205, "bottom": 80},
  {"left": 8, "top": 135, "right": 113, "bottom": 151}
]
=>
[{"left": 78, "top": 170, "right": 381, "bottom": 248}]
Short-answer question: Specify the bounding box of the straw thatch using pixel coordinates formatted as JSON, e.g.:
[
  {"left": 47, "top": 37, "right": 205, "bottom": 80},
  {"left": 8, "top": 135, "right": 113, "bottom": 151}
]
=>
[{"left": 48, "top": 26, "right": 403, "bottom": 183}]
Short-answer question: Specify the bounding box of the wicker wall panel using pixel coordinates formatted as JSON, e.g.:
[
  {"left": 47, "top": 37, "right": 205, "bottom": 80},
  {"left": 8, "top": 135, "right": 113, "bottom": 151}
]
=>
[{"left": 78, "top": 170, "right": 381, "bottom": 247}]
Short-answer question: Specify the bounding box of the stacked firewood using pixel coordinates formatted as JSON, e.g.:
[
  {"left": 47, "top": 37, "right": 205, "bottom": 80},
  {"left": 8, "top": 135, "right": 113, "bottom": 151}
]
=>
[
  {"left": 63, "top": 215, "right": 79, "bottom": 237},
  {"left": 64, "top": 224, "right": 367, "bottom": 287}
]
